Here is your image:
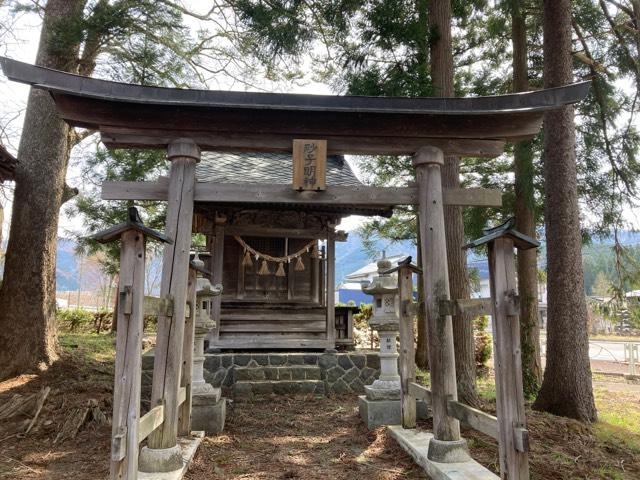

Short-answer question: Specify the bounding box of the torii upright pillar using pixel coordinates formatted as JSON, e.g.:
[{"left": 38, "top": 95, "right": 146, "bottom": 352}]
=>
[
  {"left": 140, "top": 138, "right": 200, "bottom": 473},
  {"left": 413, "top": 146, "right": 470, "bottom": 463}
]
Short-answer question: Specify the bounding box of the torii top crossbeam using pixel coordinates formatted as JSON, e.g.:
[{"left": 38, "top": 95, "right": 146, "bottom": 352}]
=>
[{"left": 0, "top": 58, "right": 589, "bottom": 157}]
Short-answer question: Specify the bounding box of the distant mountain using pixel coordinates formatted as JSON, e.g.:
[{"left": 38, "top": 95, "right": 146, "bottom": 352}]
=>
[
  {"left": 51, "top": 229, "right": 640, "bottom": 292},
  {"left": 335, "top": 232, "right": 415, "bottom": 284}
]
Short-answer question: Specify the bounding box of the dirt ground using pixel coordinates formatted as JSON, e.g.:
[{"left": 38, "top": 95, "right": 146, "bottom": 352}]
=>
[
  {"left": 0, "top": 353, "right": 112, "bottom": 479},
  {"left": 186, "top": 397, "right": 424, "bottom": 480},
  {"left": 1, "top": 346, "right": 639, "bottom": 479}
]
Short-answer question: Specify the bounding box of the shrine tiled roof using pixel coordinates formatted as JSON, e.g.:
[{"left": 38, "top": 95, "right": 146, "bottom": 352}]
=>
[{"left": 196, "top": 151, "right": 362, "bottom": 187}]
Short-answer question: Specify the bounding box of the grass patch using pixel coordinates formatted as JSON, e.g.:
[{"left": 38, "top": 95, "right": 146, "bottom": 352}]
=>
[
  {"left": 415, "top": 368, "right": 430, "bottom": 386},
  {"left": 593, "top": 372, "right": 626, "bottom": 383},
  {"left": 477, "top": 376, "right": 496, "bottom": 403},
  {"left": 594, "top": 386, "right": 640, "bottom": 454},
  {"left": 59, "top": 332, "right": 116, "bottom": 363}
]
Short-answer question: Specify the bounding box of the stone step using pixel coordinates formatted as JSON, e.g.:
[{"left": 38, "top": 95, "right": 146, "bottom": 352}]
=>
[
  {"left": 233, "top": 380, "right": 325, "bottom": 400},
  {"left": 234, "top": 365, "right": 322, "bottom": 382}
]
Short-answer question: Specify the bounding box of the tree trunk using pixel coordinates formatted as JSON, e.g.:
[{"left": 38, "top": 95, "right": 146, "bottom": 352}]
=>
[
  {"left": 428, "top": 0, "right": 478, "bottom": 406},
  {"left": 511, "top": 0, "right": 542, "bottom": 398},
  {"left": 533, "top": 0, "right": 597, "bottom": 422},
  {"left": 0, "top": 0, "right": 87, "bottom": 380}
]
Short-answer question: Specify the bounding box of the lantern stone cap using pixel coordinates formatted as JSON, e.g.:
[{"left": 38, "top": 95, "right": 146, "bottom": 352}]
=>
[
  {"left": 362, "top": 257, "right": 398, "bottom": 295},
  {"left": 189, "top": 252, "right": 212, "bottom": 276},
  {"left": 464, "top": 217, "right": 540, "bottom": 251},
  {"left": 91, "top": 206, "right": 171, "bottom": 244},
  {"left": 381, "top": 256, "right": 423, "bottom": 275},
  {"left": 196, "top": 277, "right": 223, "bottom": 296}
]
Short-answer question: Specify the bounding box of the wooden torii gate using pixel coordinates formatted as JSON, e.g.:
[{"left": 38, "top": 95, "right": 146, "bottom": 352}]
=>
[{"left": 0, "top": 57, "right": 589, "bottom": 479}]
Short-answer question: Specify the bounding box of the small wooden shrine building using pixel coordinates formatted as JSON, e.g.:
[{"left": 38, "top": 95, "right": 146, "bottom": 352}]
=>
[{"left": 193, "top": 151, "right": 387, "bottom": 349}]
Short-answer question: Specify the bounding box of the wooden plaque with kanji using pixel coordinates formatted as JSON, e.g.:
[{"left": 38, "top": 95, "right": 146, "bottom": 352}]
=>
[{"left": 292, "top": 139, "right": 327, "bottom": 191}]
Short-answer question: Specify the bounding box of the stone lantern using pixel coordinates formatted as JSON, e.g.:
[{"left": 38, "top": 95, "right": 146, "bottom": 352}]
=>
[
  {"left": 190, "top": 253, "right": 225, "bottom": 433},
  {"left": 358, "top": 257, "right": 402, "bottom": 428}
]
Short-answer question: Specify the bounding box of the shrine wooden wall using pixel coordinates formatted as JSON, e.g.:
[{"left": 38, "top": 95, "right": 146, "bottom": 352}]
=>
[{"left": 210, "top": 235, "right": 330, "bottom": 350}]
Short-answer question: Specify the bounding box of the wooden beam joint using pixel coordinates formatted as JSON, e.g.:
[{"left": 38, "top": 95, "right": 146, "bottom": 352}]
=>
[
  {"left": 402, "top": 299, "right": 417, "bottom": 317},
  {"left": 159, "top": 295, "right": 174, "bottom": 318},
  {"left": 513, "top": 426, "right": 529, "bottom": 453},
  {"left": 119, "top": 286, "right": 133, "bottom": 315},
  {"left": 111, "top": 428, "right": 127, "bottom": 462},
  {"left": 504, "top": 290, "right": 520, "bottom": 316},
  {"left": 439, "top": 297, "right": 493, "bottom": 317}
]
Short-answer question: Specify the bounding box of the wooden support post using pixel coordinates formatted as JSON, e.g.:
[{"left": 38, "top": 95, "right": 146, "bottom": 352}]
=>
[
  {"left": 320, "top": 245, "right": 326, "bottom": 306},
  {"left": 178, "top": 266, "right": 197, "bottom": 436},
  {"left": 110, "top": 230, "right": 146, "bottom": 479},
  {"left": 398, "top": 264, "right": 417, "bottom": 428},
  {"left": 146, "top": 139, "right": 199, "bottom": 460},
  {"left": 211, "top": 224, "right": 224, "bottom": 344},
  {"left": 488, "top": 237, "right": 530, "bottom": 479},
  {"left": 413, "top": 147, "right": 461, "bottom": 443},
  {"left": 311, "top": 248, "right": 320, "bottom": 304},
  {"left": 326, "top": 229, "right": 336, "bottom": 348}
]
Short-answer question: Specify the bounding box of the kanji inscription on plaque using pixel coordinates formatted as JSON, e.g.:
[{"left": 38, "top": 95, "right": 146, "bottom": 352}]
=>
[{"left": 293, "top": 139, "right": 327, "bottom": 191}]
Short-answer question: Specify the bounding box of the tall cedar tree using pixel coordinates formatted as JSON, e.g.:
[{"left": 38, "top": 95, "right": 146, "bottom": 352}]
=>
[
  {"left": 510, "top": 0, "right": 542, "bottom": 397},
  {"left": 0, "top": 0, "right": 87, "bottom": 379},
  {"left": 428, "top": 0, "right": 479, "bottom": 406},
  {"left": 0, "top": 0, "right": 216, "bottom": 379},
  {"left": 533, "top": 0, "right": 597, "bottom": 422}
]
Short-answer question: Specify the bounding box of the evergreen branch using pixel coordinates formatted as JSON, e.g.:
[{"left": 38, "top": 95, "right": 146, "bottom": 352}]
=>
[
  {"left": 602, "top": 0, "right": 634, "bottom": 18},
  {"left": 573, "top": 19, "right": 634, "bottom": 197}
]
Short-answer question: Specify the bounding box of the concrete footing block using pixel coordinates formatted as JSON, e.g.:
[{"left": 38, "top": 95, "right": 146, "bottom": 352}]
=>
[
  {"left": 427, "top": 438, "right": 471, "bottom": 463},
  {"left": 138, "top": 444, "right": 183, "bottom": 473},
  {"left": 191, "top": 395, "right": 226, "bottom": 434},
  {"left": 358, "top": 395, "right": 430, "bottom": 429},
  {"left": 388, "top": 425, "right": 498, "bottom": 480},
  {"left": 139, "top": 432, "right": 204, "bottom": 479}
]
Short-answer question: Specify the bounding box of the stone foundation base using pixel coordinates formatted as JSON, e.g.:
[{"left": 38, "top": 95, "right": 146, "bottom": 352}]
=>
[
  {"left": 388, "top": 426, "right": 498, "bottom": 479},
  {"left": 358, "top": 395, "right": 430, "bottom": 429},
  {"left": 138, "top": 432, "right": 204, "bottom": 479},
  {"left": 191, "top": 393, "right": 226, "bottom": 434}
]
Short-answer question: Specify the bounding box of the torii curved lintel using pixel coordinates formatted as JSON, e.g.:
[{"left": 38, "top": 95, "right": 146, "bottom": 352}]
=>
[{"left": 0, "top": 57, "right": 590, "bottom": 157}]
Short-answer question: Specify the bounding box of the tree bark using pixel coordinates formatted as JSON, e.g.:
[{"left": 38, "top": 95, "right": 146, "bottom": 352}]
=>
[
  {"left": 511, "top": 0, "right": 542, "bottom": 398},
  {"left": 428, "top": 0, "right": 478, "bottom": 406},
  {"left": 533, "top": 0, "right": 597, "bottom": 422},
  {"left": 0, "top": 0, "right": 87, "bottom": 380}
]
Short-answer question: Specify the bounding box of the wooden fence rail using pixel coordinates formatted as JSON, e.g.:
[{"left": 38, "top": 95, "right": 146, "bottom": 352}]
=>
[
  {"left": 138, "top": 386, "right": 188, "bottom": 445},
  {"left": 138, "top": 405, "right": 165, "bottom": 444},
  {"left": 446, "top": 400, "right": 499, "bottom": 440},
  {"left": 407, "top": 382, "right": 432, "bottom": 403}
]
